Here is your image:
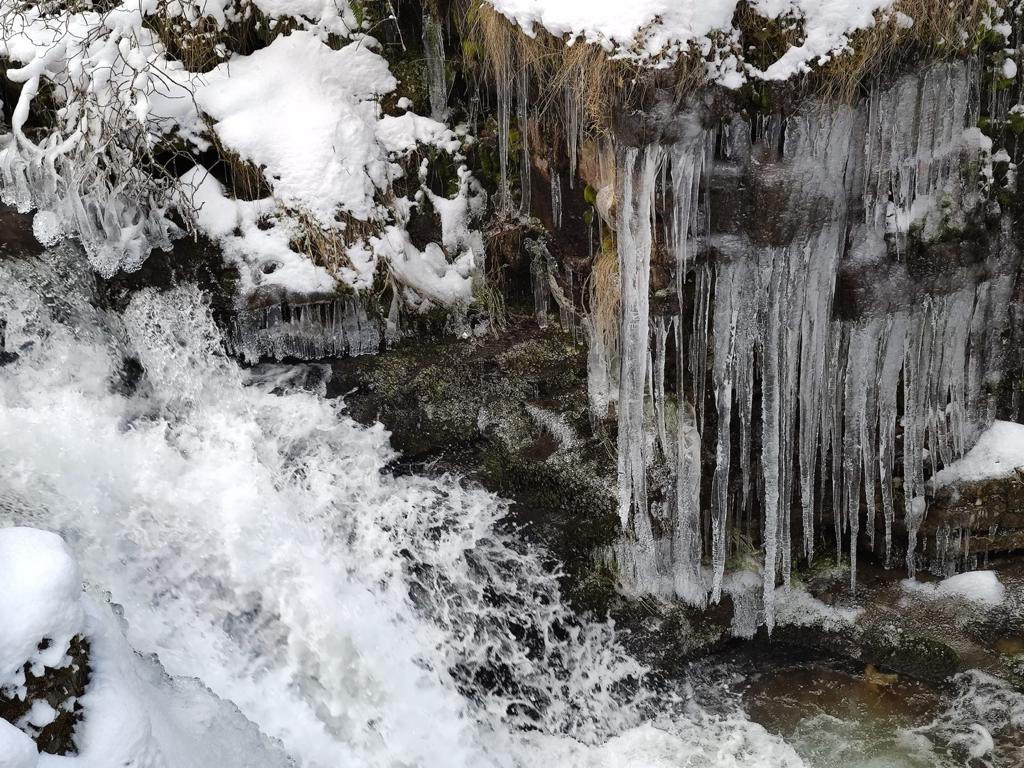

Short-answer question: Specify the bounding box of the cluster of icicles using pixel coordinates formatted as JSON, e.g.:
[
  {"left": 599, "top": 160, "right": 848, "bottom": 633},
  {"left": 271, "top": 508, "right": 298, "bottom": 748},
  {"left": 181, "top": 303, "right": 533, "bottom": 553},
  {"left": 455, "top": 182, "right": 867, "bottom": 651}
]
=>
[{"left": 601, "top": 61, "right": 1015, "bottom": 629}]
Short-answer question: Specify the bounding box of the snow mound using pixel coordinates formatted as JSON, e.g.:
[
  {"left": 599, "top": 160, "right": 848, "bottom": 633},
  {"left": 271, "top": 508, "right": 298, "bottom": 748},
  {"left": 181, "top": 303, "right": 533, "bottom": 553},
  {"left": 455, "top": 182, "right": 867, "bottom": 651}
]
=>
[
  {"left": 0, "top": 712, "right": 38, "bottom": 768},
  {"left": 931, "top": 420, "right": 1024, "bottom": 487},
  {"left": 0, "top": 528, "right": 84, "bottom": 691},
  {"left": 902, "top": 570, "right": 1007, "bottom": 607},
  {"left": 198, "top": 31, "right": 397, "bottom": 225}
]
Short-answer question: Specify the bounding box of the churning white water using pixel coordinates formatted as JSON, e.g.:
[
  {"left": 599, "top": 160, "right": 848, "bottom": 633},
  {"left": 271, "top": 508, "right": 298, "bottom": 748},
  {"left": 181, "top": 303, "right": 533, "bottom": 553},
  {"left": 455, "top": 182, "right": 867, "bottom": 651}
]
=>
[{"left": 0, "top": 245, "right": 808, "bottom": 767}]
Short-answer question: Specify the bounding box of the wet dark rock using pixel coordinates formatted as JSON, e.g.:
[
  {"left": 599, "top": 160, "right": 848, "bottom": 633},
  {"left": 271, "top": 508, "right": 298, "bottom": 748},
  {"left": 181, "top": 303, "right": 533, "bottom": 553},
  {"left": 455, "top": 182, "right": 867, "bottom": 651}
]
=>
[
  {"left": 924, "top": 474, "right": 1024, "bottom": 564},
  {"left": 0, "top": 635, "right": 90, "bottom": 755},
  {"left": 329, "top": 321, "right": 620, "bottom": 605}
]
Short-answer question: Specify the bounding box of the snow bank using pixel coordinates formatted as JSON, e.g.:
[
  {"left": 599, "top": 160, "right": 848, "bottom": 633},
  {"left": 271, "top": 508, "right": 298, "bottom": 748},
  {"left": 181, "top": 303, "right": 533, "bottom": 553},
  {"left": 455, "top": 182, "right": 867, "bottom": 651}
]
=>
[
  {"left": 902, "top": 570, "right": 1007, "bottom": 607},
  {"left": 931, "top": 420, "right": 1024, "bottom": 487},
  {"left": 488, "top": 0, "right": 913, "bottom": 84},
  {"left": 0, "top": 719, "right": 37, "bottom": 768}
]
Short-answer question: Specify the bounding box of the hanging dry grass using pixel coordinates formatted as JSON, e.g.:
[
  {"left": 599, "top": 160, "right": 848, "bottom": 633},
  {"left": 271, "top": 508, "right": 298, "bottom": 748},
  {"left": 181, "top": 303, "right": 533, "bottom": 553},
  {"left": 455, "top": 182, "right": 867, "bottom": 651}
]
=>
[
  {"left": 817, "top": 0, "right": 990, "bottom": 102},
  {"left": 289, "top": 211, "right": 380, "bottom": 277},
  {"left": 456, "top": 2, "right": 704, "bottom": 133},
  {"left": 586, "top": 240, "right": 621, "bottom": 358}
]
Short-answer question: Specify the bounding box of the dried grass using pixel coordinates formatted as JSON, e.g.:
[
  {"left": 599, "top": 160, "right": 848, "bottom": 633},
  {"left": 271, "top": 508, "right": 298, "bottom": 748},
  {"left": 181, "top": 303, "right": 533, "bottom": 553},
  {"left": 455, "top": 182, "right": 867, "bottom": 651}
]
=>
[
  {"left": 818, "top": 0, "right": 990, "bottom": 102},
  {"left": 586, "top": 241, "right": 620, "bottom": 359},
  {"left": 456, "top": 2, "right": 703, "bottom": 133}
]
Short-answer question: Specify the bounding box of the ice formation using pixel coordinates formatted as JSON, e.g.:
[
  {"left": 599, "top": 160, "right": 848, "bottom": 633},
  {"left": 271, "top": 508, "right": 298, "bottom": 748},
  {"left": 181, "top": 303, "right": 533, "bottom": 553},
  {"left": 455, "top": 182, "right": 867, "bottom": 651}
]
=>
[{"left": 607, "top": 59, "right": 1016, "bottom": 628}]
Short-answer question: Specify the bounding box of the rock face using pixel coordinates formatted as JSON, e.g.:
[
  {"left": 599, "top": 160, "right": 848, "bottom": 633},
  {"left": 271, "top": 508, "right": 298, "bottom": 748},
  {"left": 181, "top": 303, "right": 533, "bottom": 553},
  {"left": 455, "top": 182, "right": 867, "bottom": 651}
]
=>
[
  {"left": 329, "top": 321, "right": 620, "bottom": 607},
  {"left": 924, "top": 474, "right": 1024, "bottom": 574},
  {"left": 0, "top": 636, "right": 89, "bottom": 756}
]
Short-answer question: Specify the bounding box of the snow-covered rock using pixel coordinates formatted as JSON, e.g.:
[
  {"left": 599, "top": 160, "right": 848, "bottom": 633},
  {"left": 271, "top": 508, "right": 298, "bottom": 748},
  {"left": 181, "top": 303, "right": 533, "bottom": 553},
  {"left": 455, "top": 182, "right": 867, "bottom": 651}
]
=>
[
  {"left": 931, "top": 421, "right": 1024, "bottom": 488},
  {"left": 902, "top": 571, "right": 1007, "bottom": 608},
  {"left": 0, "top": 527, "right": 290, "bottom": 767}
]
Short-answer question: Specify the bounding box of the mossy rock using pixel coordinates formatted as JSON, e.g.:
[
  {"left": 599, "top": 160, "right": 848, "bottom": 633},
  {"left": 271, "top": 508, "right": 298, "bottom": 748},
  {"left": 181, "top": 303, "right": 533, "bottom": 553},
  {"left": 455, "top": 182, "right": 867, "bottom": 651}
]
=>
[
  {"left": 329, "top": 322, "right": 620, "bottom": 610},
  {"left": 861, "top": 626, "right": 960, "bottom": 682}
]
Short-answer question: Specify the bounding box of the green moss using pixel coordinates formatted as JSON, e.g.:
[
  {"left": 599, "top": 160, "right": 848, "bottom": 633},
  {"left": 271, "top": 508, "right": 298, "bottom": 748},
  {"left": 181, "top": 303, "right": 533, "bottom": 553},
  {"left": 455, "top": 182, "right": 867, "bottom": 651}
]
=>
[{"left": 863, "top": 626, "right": 960, "bottom": 680}]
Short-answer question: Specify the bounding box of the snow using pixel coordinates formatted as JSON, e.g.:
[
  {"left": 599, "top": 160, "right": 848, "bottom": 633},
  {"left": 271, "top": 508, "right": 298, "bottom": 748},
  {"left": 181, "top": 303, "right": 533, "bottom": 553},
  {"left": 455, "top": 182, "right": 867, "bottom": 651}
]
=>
[
  {"left": 371, "top": 225, "right": 475, "bottom": 307},
  {"left": 487, "top": 0, "right": 897, "bottom": 83},
  {"left": 376, "top": 113, "right": 462, "bottom": 156},
  {"left": 773, "top": 585, "right": 863, "bottom": 632},
  {"left": 183, "top": 30, "right": 483, "bottom": 303},
  {"left": 0, "top": 718, "right": 38, "bottom": 768},
  {"left": 198, "top": 31, "right": 396, "bottom": 225},
  {"left": 180, "top": 166, "right": 337, "bottom": 295},
  {"left": 931, "top": 420, "right": 1024, "bottom": 487},
  {"left": 1, "top": 4, "right": 483, "bottom": 307},
  {"left": 902, "top": 571, "right": 1007, "bottom": 607},
  {"left": 0, "top": 528, "right": 84, "bottom": 693}
]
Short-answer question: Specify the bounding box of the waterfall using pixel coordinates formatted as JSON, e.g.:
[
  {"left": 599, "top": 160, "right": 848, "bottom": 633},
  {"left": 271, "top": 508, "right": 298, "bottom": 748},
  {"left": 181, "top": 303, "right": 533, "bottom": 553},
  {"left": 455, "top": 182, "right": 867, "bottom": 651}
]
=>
[{"left": 0, "top": 238, "right": 816, "bottom": 768}]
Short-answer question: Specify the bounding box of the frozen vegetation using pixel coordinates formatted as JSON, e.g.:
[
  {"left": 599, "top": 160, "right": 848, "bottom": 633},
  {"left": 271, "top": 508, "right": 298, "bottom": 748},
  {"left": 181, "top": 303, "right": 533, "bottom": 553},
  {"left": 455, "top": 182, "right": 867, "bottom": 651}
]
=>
[{"left": 0, "top": 0, "right": 482, "bottom": 308}]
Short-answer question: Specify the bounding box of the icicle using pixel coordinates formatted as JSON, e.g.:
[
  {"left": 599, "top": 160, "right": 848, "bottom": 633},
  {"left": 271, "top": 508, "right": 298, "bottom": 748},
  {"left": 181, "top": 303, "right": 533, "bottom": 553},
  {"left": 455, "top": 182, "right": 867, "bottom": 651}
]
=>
[
  {"left": 496, "top": 70, "right": 511, "bottom": 215},
  {"left": 759, "top": 255, "right": 783, "bottom": 630},
  {"left": 674, "top": 400, "right": 704, "bottom": 606},
  {"left": 615, "top": 144, "right": 663, "bottom": 529},
  {"left": 229, "top": 296, "right": 383, "bottom": 362},
  {"left": 652, "top": 317, "right": 669, "bottom": 457},
  {"left": 877, "top": 312, "right": 906, "bottom": 567},
  {"left": 564, "top": 86, "right": 581, "bottom": 189},
  {"left": 517, "top": 68, "right": 531, "bottom": 216},
  {"left": 529, "top": 243, "right": 550, "bottom": 329},
  {"left": 689, "top": 265, "right": 712, "bottom": 429},
  {"left": 422, "top": 13, "right": 448, "bottom": 122},
  {"left": 668, "top": 136, "right": 707, "bottom": 606},
  {"left": 551, "top": 171, "right": 562, "bottom": 229},
  {"left": 709, "top": 260, "right": 747, "bottom": 603},
  {"left": 548, "top": 261, "right": 578, "bottom": 342},
  {"left": 842, "top": 319, "right": 883, "bottom": 590}
]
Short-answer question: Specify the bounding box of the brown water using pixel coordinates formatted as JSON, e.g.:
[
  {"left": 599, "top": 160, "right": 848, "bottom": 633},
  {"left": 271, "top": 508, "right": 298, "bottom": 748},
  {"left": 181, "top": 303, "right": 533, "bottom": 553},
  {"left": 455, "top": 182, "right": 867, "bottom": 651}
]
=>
[
  {"left": 742, "top": 661, "right": 944, "bottom": 768},
  {"left": 689, "top": 647, "right": 1024, "bottom": 768}
]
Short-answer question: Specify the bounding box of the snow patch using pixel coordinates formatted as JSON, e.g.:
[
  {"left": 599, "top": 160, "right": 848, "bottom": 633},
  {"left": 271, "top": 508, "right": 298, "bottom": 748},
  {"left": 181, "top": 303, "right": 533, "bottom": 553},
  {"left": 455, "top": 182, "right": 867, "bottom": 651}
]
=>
[
  {"left": 197, "top": 31, "right": 396, "bottom": 225},
  {"left": 931, "top": 420, "right": 1024, "bottom": 487},
  {"left": 901, "top": 570, "right": 1007, "bottom": 607}
]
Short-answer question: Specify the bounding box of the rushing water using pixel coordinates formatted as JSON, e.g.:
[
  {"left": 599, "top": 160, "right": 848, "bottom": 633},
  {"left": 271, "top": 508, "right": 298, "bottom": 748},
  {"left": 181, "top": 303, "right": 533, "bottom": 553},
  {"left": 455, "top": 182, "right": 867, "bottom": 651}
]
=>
[{"left": 0, "top": 244, "right": 819, "bottom": 766}]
